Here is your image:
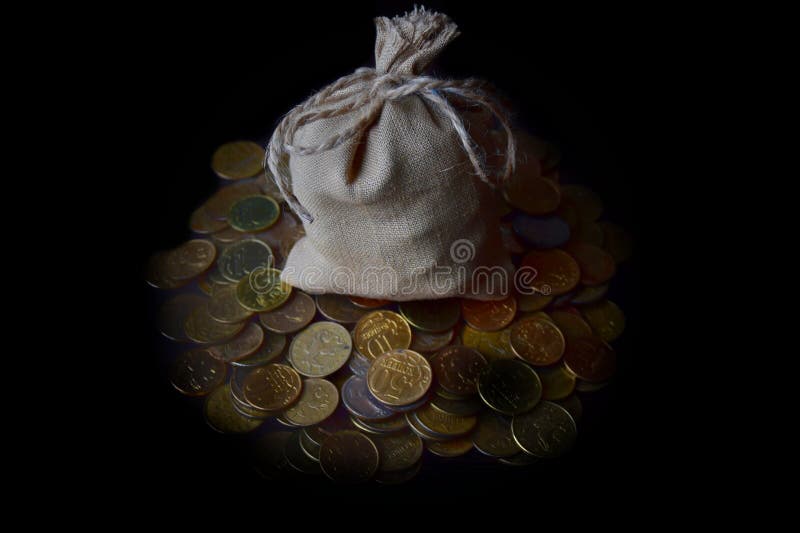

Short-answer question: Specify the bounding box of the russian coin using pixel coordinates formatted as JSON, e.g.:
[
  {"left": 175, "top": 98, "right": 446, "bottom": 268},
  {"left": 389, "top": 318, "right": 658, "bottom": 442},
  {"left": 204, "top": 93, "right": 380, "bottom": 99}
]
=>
[{"left": 288, "top": 321, "right": 352, "bottom": 377}]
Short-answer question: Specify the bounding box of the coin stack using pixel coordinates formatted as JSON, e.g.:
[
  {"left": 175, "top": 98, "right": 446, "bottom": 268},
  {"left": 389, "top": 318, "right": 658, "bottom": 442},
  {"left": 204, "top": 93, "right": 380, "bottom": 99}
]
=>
[{"left": 148, "top": 136, "right": 632, "bottom": 484}]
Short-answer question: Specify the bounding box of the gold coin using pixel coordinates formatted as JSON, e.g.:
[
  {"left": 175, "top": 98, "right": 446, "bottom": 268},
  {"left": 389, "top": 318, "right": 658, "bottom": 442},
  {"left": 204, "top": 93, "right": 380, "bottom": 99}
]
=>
[
  {"left": 157, "top": 293, "right": 208, "bottom": 341},
  {"left": 367, "top": 349, "right": 432, "bottom": 407},
  {"left": 549, "top": 310, "right": 593, "bottom": 339},
  {"left": 207, "top": 284, "right": 253, "bottom": 324},
  {"left": 517, "top": 292, "right": 553, "bottom": 312},
  {"left": 228, "top": 195, "right": 280, "bottom": 233},
  {"left": 461, "top": 295, "right": 517, "bottom": 332},
  {"left": 169, "top": 349, "right": 226, "bottom": 396},
  {"left": 230, "top": 332, "right": 286, "bottom": 367},
  {"left": 598, "top": 221, "right": 633, "bottom": 263},
  {"left": 510, "top": 317, "right": 566, "bottom": 366},
  {"left": 145, "top": 252, "right": 187, "bottom": 289},
  {"left": 189, "top": 205, "right": 228, "bottom": 234},
  {"left": 472, "top": 411, "right": 521, "bottom": 458},
  {"left": 410, "top": 328, "right": 455, "bottom": 353},
  {"left": 426, "top": 438, "right": 473, "bottom": 458},
  {"left": 316, "top": 294, "right": 370, "bottom": 324},
  {"left": 281, "top": 378, "right": 339, "bottom": 427},
  {"left": 565, "top": 242, "right": 616, "bottom": 286},
  {"left": 538, "top": 364, "right": 577, "bottom": 400},
  {"left": 561, "top": 185, "right": 603, "bottom": 221},
  {"left": 414, "top": 403, "right": 477, "bottom": 437},
  {"left": 288, "top": 321, "right": 352, "bottom": 377},
  {"left": 242, "top": 363, "right": 302, "bottom": 411},
  {"left": 208, "top": 322, "right": 264, "bottom": 363},
  {"left": 398, "top": 298, "right": 461, "bottom": 332},
  {"left": 235, "top": 267, "right": 291, "bottom": 312},
  {"left": 203, "top": 385, "right": 264, "bottom": 434},
  {"left": 164, "top": 239, "right": 216, "bottom": 281},
  {"left": 184, "top": 304, "right": 245, "bottom": 344},
  {"left": 430, "top": 346, "right": 487, "bottom": 396},
  {"left": 581, "top": 299, "right": 626, "bottom": 342},
  {"left": 461, "top": 326, "right": 515, "bottom": 361},
  {"left": 354, "top": 310, "right": 412, "bottom": 361},
  {"left": 511, "top": 401, "right": 577, "bottom": 458},
  {"left": 373, "top": 432, "right": 423, "bottom": 472},
  {"left": 218, "top": 239, "right": 273, "bottom": 282},
  {"left": 258, "top": 290, "right": 316, "bottom": 334},
  {"left": 520, "top": 249, "right": 581, "bottom": 296},
  {"left": 503, "top": 175, "right": 561, "bottom": 215},
  {"left": 319, "top": 430, "right": 379, "bottom": 483},
  {"left": 478, "top": 359, "right": 542, "bottom": 415},
  {"left": 211, "top": 141, "right": 265, "bottom": 180}
]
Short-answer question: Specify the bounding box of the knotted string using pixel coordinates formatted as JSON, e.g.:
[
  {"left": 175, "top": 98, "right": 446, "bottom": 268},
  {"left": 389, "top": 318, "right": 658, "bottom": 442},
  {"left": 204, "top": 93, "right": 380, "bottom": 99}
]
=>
[{"left": 265, "top": 67, "right": 516, "bottom": 223}]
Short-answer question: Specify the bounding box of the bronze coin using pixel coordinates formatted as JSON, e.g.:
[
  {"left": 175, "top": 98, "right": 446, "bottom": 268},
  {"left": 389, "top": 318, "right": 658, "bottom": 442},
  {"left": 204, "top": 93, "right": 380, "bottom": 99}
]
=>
[
  {"left": 477, "top": 359, "right": 542, "bottom": 415},
  {"left": 316, "top": 294, "right": 370, "bottom": 324},
  {"left": 430, "top": 346, "right": 488, "bottom": 396},
  {"left": 509, "top": 317, "right": 566, "bottom": 366},
  {"left": 349, "top": 296, "right": 390, "bottom": 309},
  {"left": 563, "top": 335, "right": 617, "bottom": 383},
  {"left": 208, "top": 322, "right": 264, "bottom": 363},
  {"left": 461, "top": 295, "right": 517, "bottom": 332},
  {"left": 169, "top": 349, "right": 226, "bottom": 396},
  {"left": 519, "top": 249, "right": 581, "bottom": 296},
  {"left": 258, "top": 291, "right": 316, "bottom": 334},
  {"left": 242, "top": 363, "right": 302, "bottom": 411},
  {"left": 564, "top": 243, "right": 616, "bottom": 286}
]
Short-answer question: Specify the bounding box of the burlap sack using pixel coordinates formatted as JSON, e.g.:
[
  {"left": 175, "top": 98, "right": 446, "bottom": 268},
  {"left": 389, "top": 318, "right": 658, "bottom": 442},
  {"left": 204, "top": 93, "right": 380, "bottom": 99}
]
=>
[{"left": 266, "top": 8, "right": 516, "bottom": 301}]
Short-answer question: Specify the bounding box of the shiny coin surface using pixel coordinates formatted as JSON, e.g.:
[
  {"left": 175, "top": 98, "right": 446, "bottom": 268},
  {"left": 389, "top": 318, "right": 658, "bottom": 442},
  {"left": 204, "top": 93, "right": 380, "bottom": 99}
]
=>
[
  {"left": 598, "top": 221, "right": 633, "bottom": 263},
  {"left": 282, "top": 378, "right": 339, "bottom": 427},
  {"left": 209, "top": 322, "right": 264, "bottom": 363},
  {"left": 316, "top": 294, "right": 370, "bottom": 324},
  {"left": 472, "top": 411, "right": 521, "bottom": 458},
  {"left": 258, "top": 291, "right": 316, "bottom": 334},
  {"left": 228, "top": 195, "right": 280, "bottom": 233},
  {"left": 565, "top": 243, "right": 616, "bottom": 286},
  {"left": 426, "top": 438, "right": 474, "bottom": 458},
  {"left": 503, "top": 175, "right": 561, "bottom": 215},
  {"left": 184, "top": 304, "right": 245, "bottom": 344},
  {"left": 410, "top": 328, "right": 455, "bottom": 353},
  {"left": 430, "top": 346, "right": 488, "bottom": 396},
  {"left": 230, "top": 332, "right": 286, "bottom": 367},
  {"left": 520, "top": 249, "right": 581, "bottom": 296},
  {"left": 581, "top": 299, "right": 626, "bottom": 342},
  {"left": 341, "top": 376, "right": 395, "bottom": 421},
  {"left": 561, "top": 185, "right": 603, "bottom": 221},
  {"left": 236, "top": 267, "right": 291, "bottom": 312},
  {"left": 319, "top": 430, "right": 379, "bottom": 483},
  {"left": 218, "top": 239, "right": 274, "bottom": 282},
  {"left": 189, "top": 205, "right": 228, "bottom": 234},
  {"left": 512, "top": 401, "right": 577, "bottom": 458},
  {"left": 243, "top": 363, "right": 302, "bottom": 411},
  {"left": 204, "top": 385, "right": 264, "bottom": 434},
  {"left": 563, "top": 336, "right": 617, "bottom": 383},
  {"left": 288, "top": 321, "right": 352, "bottom": 377},
  {"left": 512, "top": 213, "right": 571, "bottom": 249},
  {"left": 414, "top": 403, "right": 477, "bottom": 438},
  {"left": 354, "top": 310, "right": 412, "bottom": 361},
  {"left": 169, "top": 349, "right": 226, "bottom": 396},
  {"left": 461, "top": 295, "right": 517, "bottom": 332},
  {"left": 207, "top": 284, "right": 253, "bottom": 324},
  {"left": 164, "top": 239, "right": 217, "bottom": 281},
  {"left": 373, "top": 432, "right": 424, "bottom": 472},
  {"left": 349, "top": 296, "right": 390, "bottom": 309},
  {"left": 461, "top": 326, "right": 515, "bottom": 361},
  {"left": 478, "top": 359, "right": 543, "bottom": 415},
  {"left": 399, "top": 299, "right": 461, "bottom": 332},
  {"left": 211, "top": 141, "right": 265, "bottom": 180},
  {"left": 550, "top": 310, "right": 593, "bottom": 339},
  {"left": 367, "top": 349, "right": 432, "bottom": 407},
  {"left": 510, "top": 317, "right": 566, "bottom": 366},
  {"left": 538, "top": 365, "right": 577, "bottom": 400},
  {"left": 157, "top": 293, "right": 207, "bottom": 341}
]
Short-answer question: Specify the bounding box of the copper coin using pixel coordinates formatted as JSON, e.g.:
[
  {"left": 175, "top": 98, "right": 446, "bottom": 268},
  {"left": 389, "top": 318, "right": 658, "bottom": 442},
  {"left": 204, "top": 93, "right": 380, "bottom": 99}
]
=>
[
  {"left": 349, "top": 296, "right": 390, "bottom": 309},
  {"left": 519, "top": 249, "right": 581, "bottom": 296},
  {"left": 510, "top": 317, "right": 565, "bottom": 366},
  {"left": 367, "top": 349, "right": 432, "bottom": 407},
  {"left": 461, "top": 295, "right": 517, "bottom": 332},
  {"left": 211, "top": 141, "right": 265, "bottom": 180},
  {"left": 164, "top": 239, "right": 217, "bottom": 281},
  {"left": 258, "top": 291, "right": 316, "bottom": 334},
  {"left": 503, "top": 175, "right": 561, "bottom": 215},
  {"left": 316, "top": 294, "right": 370, "bottom": 324},
  {"left": 563, "top": 335, "right": 617, "bottom": 383},
  {"left": 565, "top": 242, "right": 616, "bottom": 286},
  {"left": 208, "top": 322, "right": 264, "bottom": 363},
  {"left": 189, "top": 205, "right": 228, "bottom": 234},
  {"left": 242, "top": 363, "right": 302, "bottom": 411},
  {"left": 549, "top": 310, "right": 593, "bottom": 340},
  {"left": 430, "top": 345, "right": 488, "bottom": 396},
  {"left": 205, "top": 180, "right": 263, "bottom": 219},
  {"left": 169, "top": 349, "right": 226, "bottom": 396}
]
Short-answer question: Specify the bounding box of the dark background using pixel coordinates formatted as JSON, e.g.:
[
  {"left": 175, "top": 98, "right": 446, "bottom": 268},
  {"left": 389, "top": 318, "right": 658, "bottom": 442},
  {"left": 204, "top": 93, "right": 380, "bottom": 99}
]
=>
[{"left": 116, "top": 0, "right": 650, "bottom": 504}]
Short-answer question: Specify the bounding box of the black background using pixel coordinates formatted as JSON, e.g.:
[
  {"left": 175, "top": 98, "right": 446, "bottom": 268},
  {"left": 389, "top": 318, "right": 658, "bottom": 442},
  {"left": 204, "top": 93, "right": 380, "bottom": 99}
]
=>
[{"left": 115, "top": 0, "right": 650, "bottom": 504}]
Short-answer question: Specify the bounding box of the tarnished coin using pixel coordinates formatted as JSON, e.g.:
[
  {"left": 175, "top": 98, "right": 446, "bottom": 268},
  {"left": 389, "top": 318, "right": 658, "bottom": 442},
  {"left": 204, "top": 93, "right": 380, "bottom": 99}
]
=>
[
  {"left": 341, "top": 376, "right": 395, "bottom": 421},
  {"left": 564, "top": 243, "right": 616, "bottom": 286},
  {"left": 236, "top": 267, "right": 292, "bottom": 312},
  {"left": 157, "top": 293, "right": 207, "bottom": 341},
  {"left": 207, "top": 284, "right": 253, "bottom": 324},
  {"left": 169, "top": 349, "right": 226, "bottom": 396},
  {"left": 288, "top": 321, "right": 352, "bottom": 377},
  {"left": 598, "top": 221, "right": 633, "bottom": 263},
  {"left": 563, "top": 335, "right": 617, "bottom": 383},
  {"left": 163, "top": 239, "right": 216, "bottom": 281},
  {"left": 218, "top": 239, "right": 273, "bottom": 282},
  {"left": 510, "top": 317, "right": 566, "bottom": 366},
  {"left": 410, "top": 328, "right": 455, "bottom": 353},
  {"left": 205, "top": 180, "right": 263, "bottom": 219},
  {"left": 367, "top": 349, "right": 432, "bottom": 407},
  {"left": 243, "top": 363, "right": 302, "bottom": 411},
  {"left": 581, "top": 299, "right": 626, "bottom": 342},
  {"left": 373, "top": 432, "right": 423, "bottom": 472},
  {"left": 349, "top": 296, "right": 390, "bottom": 309},
  {"left": 426, "top": 438, "right": 474, "bottom": 458},
  {"left": 512, "top": 213, "right": 571, "bottom": 249},
  {"left": 430, "top": 394, "right": 484, "bottom": 417},
  {"left": 461, "top": 295, "right": 517, "bottom": 332},
  {"left": 258, "top": 291, "right": 316, "bottom": 334},
  {"left": 478, "top": 359, "right": 542, "bottom": 415},
  {"left": 571, "top": 284, "right": 608, "bottom": 305},
  {"left": 511, "top": 401, "right": 577, "bottom": 458},
  {"left": 189, "top": 205, "right": 228, "bottom": 234},
  {"left": 184, "top": 304, "right": 245, "bottom": 344},
  {"left": 319, "top": 430, "right": 379, "bottom": 483},
  {"left": 230, "top": 332, "right": 286, "bottom": 367},
  {"left": 461, "top": 326, "right": 515, "bottom": 361},
  {"left": 561, "top": 185, "right": 603, "bottom": 221},
  {"left": 538, "top": 364, "right": 577, "bottom": 400},
  {"left": 284, "top": 431, "right": 322, "bottom": 475},
  {"left": 517, "top": 292, "right": 553, "bottom": 312},
  {"left": 414, "top": 403, "right": 477, "bottom": 438},
  {"left": 472, "top": 411, "right": 521, "bottom": 458},
  {"left": 282, "top": 378, "right": 339, "bottom": 427},
  {"left": 228, "top": 195, "right": 280, "bottom": 233},
  {"left": 203, "top": 385, "right": 264, "bottom": 434},
  {"left": 211, "top": 141, "right": 265, "bottom": 180},
  {"left": 430, "top": 346, "right": 488, "bottom": 396},
  {"left": 503, "top": 175, "right": 561, "bottom": 215},
  {"left": 354, "top": 310, "right": 412, "bottom": 361},
  {"left": 316, "top": 294, "right": 370, "bottom": 324},
  {"left": 351, "top": 414, "right": 408, "bottom": 435},
  {"left": 398, "top": 299, "right": 461, "bottom": 332},
  {"left": 145, "top": 252, "right": 187, "bottom": 289},
  {"left": 550, "top": 310, "right": 593, "bottom": 339},
  {"left": 209, "top": 322, "right": 264, "bottom": 363},
  {"left": 520, "top": 249, "right": 581, "bottom": 296}
]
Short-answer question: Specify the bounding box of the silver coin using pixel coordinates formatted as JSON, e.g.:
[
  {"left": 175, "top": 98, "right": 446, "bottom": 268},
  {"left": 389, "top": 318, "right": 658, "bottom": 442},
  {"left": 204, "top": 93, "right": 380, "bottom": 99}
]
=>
[{"left": 342, "top": 376, "right": 395, "bottom": 421}]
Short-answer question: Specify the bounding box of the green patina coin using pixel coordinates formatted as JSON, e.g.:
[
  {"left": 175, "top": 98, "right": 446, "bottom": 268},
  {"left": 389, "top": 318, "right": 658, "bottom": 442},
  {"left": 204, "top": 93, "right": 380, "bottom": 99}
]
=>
[{"left": 229, "top": 195, "right": 280, "bottom": 233}]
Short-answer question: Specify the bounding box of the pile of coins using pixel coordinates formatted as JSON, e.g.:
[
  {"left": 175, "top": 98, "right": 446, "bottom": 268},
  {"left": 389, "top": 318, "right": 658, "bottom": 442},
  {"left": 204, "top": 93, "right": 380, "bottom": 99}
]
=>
[{"left": 148, "top": 137, "right": 632, "bottom": 484}]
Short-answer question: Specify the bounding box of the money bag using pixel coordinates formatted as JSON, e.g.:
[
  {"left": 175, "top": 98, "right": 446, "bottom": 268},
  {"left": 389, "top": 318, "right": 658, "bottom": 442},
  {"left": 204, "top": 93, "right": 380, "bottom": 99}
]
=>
[{"left": 266, "top": 7, "right": 516, "bottom": 301}]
